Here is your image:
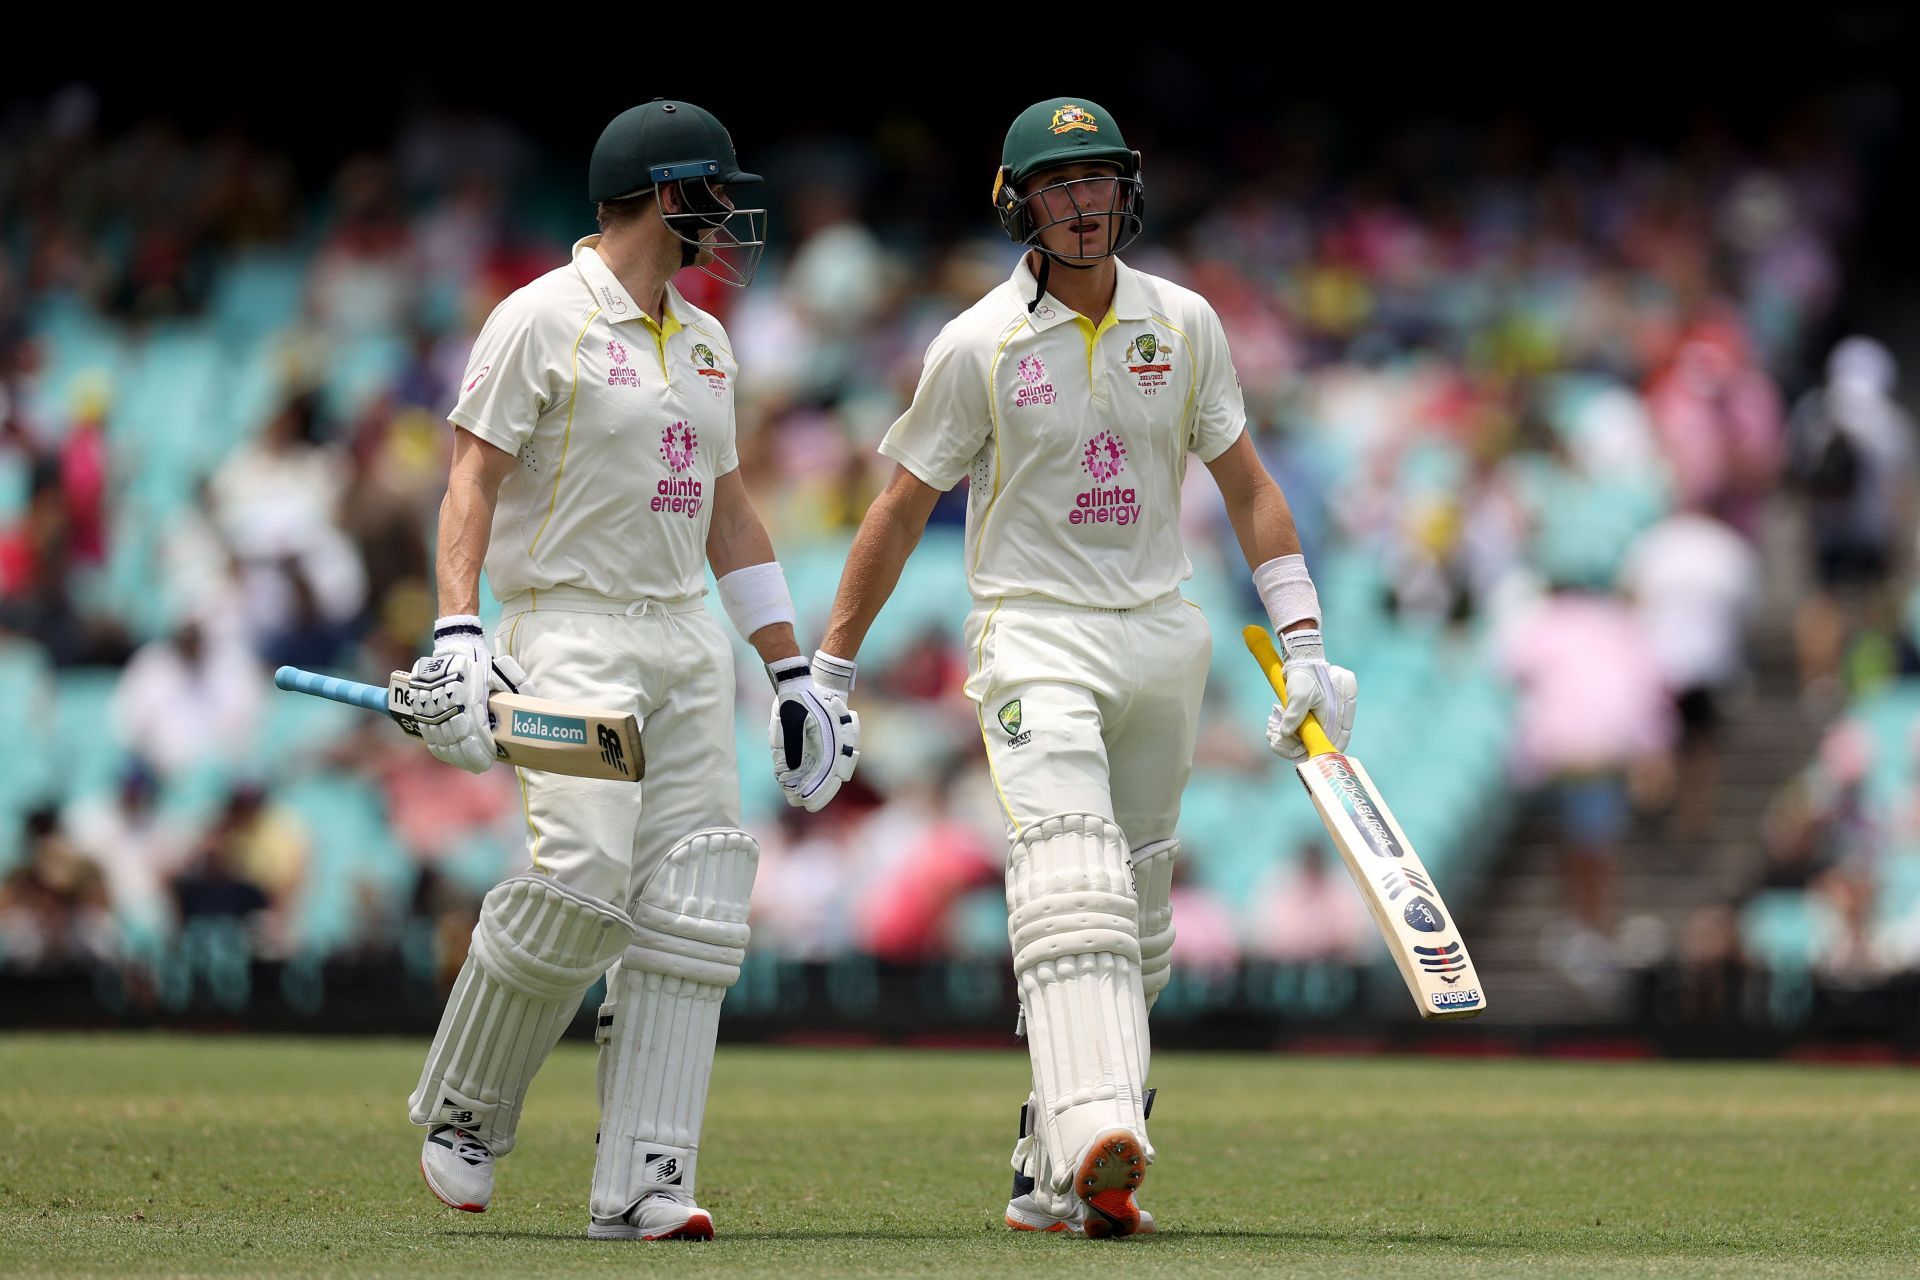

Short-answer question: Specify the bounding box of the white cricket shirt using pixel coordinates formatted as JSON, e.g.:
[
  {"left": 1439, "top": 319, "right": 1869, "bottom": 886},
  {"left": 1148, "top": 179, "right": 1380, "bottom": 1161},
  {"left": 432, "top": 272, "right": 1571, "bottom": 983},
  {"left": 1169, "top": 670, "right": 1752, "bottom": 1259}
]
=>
[
  {"left": 448, "top": 236, "right": 740, "bottom": 603},
  {"left": 879, "top": 257, "right": 1245, "bottom": 608}
]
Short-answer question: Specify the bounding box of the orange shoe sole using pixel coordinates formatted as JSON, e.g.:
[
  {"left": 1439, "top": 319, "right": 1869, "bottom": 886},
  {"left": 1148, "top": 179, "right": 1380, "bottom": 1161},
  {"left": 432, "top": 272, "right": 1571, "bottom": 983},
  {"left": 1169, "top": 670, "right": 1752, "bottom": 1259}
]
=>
[{"left": 1074, "top": 1130, "right": 1147, "bottom": 1239}]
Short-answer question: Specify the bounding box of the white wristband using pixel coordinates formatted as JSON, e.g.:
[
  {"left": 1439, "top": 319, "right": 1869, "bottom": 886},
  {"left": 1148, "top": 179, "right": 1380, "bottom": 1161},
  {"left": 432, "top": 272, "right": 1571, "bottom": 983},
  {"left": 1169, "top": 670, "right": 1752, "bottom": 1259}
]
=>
[
  {"left": 812, "top": 650, "right": 856, "bottom": 694},
  {"left": 1253, "top": 554, "right": 1321, "bottom": 633},
  {"left": 716, "top": 562, "right": 797, "bottom": 643}
]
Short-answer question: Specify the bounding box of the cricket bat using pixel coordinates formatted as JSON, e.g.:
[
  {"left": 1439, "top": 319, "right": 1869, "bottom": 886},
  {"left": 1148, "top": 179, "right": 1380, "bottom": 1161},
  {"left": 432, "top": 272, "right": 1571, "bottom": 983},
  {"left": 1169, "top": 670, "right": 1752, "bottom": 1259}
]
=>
[
  {"left": 1243, "top": 626, "right": 1484, "bottom": 1019},
  {"left": 273, "top": 665, "right": 644, "bottom": 783}
]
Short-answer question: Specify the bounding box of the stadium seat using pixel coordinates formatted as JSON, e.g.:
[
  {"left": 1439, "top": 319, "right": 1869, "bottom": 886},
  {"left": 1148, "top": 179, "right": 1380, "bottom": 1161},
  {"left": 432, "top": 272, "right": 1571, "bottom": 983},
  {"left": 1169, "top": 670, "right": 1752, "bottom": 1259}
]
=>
[{"left": 1740, "top": 891, "right": 1831, "bottom": 974}]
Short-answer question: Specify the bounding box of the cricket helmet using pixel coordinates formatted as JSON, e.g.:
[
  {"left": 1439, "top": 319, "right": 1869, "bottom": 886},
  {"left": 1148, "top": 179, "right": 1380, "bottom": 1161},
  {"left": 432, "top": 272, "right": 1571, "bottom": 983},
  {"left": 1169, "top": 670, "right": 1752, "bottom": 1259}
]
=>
[{"left": 589, "top": 99, "right": 767, "bottom": 287}]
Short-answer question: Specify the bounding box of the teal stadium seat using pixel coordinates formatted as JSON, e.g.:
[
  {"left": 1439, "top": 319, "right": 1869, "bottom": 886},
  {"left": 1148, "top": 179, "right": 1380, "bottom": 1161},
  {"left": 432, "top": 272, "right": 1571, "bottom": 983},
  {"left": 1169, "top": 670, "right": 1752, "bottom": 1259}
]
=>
[
  {"left": 208, "top": 252, "right": 307, "bottom": 346},
  {"left": 276, "top": 775, "right": 409, "bottom": 954},
  {"left": 51, "top": 668, "right": 129, "bottom": 806},
  {"left": 1876, "top": 855, "right": 1920, "bottom": 929},
  {"left": 1740, "top": 890, "right": 1830, "bottom": 974}
]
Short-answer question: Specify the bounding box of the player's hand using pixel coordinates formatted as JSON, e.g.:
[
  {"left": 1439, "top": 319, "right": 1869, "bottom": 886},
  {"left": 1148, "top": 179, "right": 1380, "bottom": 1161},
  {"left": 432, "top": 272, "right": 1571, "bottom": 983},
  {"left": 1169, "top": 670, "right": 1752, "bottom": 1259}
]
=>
[
  {"left": 1266, "top": 628, "right": 1357, "bottom": 762},
  {"left": 409, "top": 620, "right": 528, "bottom": 774},
  {"left": 765, "top": 652, "right": 860, "bottom": 811}
]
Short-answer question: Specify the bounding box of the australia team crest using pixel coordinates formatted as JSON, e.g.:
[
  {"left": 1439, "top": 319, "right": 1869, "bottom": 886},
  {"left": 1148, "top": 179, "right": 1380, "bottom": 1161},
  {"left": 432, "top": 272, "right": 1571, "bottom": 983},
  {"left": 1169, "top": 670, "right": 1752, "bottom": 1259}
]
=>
[{"left": 1125, "top": 332, "right": 1172, "bottom": 393}]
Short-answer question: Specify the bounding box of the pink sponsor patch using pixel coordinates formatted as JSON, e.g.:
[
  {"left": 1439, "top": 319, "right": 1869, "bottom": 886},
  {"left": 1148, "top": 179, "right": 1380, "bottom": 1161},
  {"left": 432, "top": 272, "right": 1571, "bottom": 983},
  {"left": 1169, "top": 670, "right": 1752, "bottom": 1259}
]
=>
[
  {"left": 1017, "top": 354, "right": 1047, "bottom": 384},
  {"left": 607, "top": 338, "right": 640, "bottom": 387},
  {"left": 1082, "top": 431, "right": 1128, "bottom": 482},
  {"left": 660, "top": 420, "right": 698, "bottom": 473}
]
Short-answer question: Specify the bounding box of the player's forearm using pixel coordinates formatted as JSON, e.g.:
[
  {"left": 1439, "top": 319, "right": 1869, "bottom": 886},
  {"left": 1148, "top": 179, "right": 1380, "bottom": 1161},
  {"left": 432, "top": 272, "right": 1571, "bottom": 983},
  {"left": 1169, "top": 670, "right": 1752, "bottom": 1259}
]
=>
[
  {"left": 1223, "top": 473, "right": 1303, "bottom": 580},
  {"left": 821, "top": 496, "right": 925, "bottom": 661},
  {"left": 435, "top": 478, "right": 496, "bottom": 617},
  {"left": 706, "top": 503, "right": 778, "bottom": 580},
  {"left": 706, "top": 481, "right": 802, "bottom": 664}
]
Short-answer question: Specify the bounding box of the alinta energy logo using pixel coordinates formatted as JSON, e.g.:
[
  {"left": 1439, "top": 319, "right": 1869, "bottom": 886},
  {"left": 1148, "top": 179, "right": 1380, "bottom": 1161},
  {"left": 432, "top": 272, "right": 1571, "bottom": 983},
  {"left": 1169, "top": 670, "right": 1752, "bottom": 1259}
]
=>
[
  {"left": 1013, "top": 353, "right": 1055, "bottom": 409},
  {"left": 660, "top": 420, "right": 698, "bottom": 472},
  {"left": 608, "top": 338, "right": 640, "bottom": 387},
  {"left": 654, "top": 420, "right": 703, "bottom": 519},
  {"left": 1070, "top": 430, "right": 1139, "bottom": 527}
]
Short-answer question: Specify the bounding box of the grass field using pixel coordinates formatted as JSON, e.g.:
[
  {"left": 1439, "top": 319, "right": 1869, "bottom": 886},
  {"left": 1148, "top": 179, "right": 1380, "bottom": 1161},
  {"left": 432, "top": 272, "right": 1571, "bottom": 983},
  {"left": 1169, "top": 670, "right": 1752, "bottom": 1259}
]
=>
[{"left": 2, "top": 1035, "right": 1918, "bottom": 1277}]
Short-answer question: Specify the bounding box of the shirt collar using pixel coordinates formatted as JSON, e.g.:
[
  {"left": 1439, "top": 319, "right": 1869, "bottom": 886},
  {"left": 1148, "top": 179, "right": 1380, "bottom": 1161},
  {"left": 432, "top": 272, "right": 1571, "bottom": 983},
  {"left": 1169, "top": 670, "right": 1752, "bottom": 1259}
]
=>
[
  {"left": 1009, "top": 254, "right": 1148, "bottom": 332},
  {"left": 572, "top": 235, "right": 680, "bottom": 335}
]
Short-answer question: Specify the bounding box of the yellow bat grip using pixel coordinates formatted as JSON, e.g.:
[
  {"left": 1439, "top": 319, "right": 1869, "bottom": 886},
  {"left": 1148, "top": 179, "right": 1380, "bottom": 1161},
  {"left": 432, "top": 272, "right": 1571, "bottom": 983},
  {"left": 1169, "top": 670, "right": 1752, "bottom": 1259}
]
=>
[{"left": 1242, "top": 625, "right": 1338, "bottom": 759}]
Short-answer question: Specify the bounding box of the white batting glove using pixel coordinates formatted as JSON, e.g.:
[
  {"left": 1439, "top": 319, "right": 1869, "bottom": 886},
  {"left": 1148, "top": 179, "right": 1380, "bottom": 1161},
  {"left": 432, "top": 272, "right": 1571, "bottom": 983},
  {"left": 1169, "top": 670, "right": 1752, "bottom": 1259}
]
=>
[
  {"left": 766, "top": 652, "right": 860, "bottom": 811},
  {"left": 409, "top": 615, "right": 527, "bottom": 774},
  {"left": 1266, "top": 628, "right": 1357, "bottom": 762}
]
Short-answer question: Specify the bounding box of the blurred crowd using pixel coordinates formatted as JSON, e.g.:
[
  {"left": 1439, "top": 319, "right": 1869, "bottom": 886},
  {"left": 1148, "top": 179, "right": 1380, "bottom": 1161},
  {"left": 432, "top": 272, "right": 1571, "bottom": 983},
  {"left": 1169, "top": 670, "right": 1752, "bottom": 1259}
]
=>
[{"left": 3, "top": 86, "right": 1916, "bottom": 1024}]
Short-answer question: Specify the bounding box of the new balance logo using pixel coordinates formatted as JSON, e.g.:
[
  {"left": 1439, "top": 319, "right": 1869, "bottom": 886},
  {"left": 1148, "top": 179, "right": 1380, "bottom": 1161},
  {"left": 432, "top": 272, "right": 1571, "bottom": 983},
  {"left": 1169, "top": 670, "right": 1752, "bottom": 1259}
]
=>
[
  {"left": 440, "top": 1103, "right": 475, "bottom": 1125},
  {"left": 644, "top": 1153, "right": 682, "bottom": 1185},
  {"left": 599, "top": 725, "right": 626, "bottom": 770}
]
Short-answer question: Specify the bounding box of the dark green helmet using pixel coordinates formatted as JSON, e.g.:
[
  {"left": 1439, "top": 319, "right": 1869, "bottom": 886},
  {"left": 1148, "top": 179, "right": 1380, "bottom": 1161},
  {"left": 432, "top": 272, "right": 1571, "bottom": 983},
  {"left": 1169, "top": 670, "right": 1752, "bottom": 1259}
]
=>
[
  {"left": 996, "top": 97, "right": 1137, "bottom": 192},
  {"left": 992, "top": 98, "right": 1145, "bottom": 308},
  {"left": 588, "top": 99, "right": 767, "bottom": 288},
  {"left": 589, "top": 99, "right": 762, "bottom": 202}
]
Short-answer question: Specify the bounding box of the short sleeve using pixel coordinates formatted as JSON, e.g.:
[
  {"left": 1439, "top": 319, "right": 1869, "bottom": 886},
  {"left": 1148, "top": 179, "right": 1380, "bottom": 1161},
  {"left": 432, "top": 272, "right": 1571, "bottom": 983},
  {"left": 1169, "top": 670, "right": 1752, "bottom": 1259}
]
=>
[
  {"left": 1187, "top": 304, "right": 1246, "bottom": 462},
  {"left": 878, "top": 321, "right": 992, "bottom": 491},
  {"left": 447, "top": 292, "right": 554, "bottom": 454},
  {"left": 716, "top": 386, "right": 741, "bottom": 475}
]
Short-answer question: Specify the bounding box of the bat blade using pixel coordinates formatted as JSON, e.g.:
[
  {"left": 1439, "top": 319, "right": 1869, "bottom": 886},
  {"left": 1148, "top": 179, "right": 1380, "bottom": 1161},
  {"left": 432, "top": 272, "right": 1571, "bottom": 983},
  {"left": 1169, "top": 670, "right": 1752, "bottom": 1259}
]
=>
[
  {"left": 1240, "top": 627, "right": 1485, "bottom": 1020},
  {"left": 475, "top": 689, "right": 644, "bottom": 783},
  {"left": 1293, "top": 750, "right": 1484, "bottom": 1019}
]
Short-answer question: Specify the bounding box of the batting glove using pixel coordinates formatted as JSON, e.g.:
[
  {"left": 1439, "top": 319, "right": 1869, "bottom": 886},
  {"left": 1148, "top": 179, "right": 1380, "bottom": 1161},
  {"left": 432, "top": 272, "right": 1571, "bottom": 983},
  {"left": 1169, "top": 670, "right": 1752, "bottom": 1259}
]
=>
[
  {"left": 1266, "top": 628, "right": 1357, "bottom": 762},
  {"left": 766, "top": 651, "right": 860, "bottom": 811}
]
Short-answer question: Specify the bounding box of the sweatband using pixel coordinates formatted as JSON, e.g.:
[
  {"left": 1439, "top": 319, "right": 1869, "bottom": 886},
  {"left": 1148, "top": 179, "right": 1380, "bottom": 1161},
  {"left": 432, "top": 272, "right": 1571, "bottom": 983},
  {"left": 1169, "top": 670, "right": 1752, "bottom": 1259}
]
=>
[
  {"left": 715, "top": 562, "right": 796, "bottom": 642},
  {"left": 1253, "top": 554, "right": 1321, "bottom": 632}
]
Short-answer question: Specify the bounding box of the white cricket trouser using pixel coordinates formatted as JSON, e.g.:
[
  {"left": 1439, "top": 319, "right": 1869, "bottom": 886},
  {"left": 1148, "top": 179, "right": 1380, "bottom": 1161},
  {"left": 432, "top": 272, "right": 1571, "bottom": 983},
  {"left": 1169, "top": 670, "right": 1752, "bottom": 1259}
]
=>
[
  {"left": 964, "top": 590, "right": 1211, "bottom": 845},
  {"left": 495, "top": 589, "right": 741, "bottom": 906}
]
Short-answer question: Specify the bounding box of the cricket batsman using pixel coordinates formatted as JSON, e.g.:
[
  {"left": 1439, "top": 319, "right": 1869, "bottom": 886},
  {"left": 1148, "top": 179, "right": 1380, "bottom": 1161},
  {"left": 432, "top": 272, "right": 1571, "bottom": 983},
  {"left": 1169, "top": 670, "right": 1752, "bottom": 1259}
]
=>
[
  {"left": 403, "top": 99, "right": 855, "bottom": 1241},
  {"left": 810, "top": 97, "right": 1356, "bottom": 1237}
]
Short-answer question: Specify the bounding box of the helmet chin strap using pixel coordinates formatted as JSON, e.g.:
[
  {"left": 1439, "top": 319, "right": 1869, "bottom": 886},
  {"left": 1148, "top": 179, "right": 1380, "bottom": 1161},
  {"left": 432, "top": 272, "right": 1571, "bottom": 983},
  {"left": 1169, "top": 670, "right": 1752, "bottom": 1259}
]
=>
[{"left": 1027, "top": 247, "right": 1104, "bottom": 314}]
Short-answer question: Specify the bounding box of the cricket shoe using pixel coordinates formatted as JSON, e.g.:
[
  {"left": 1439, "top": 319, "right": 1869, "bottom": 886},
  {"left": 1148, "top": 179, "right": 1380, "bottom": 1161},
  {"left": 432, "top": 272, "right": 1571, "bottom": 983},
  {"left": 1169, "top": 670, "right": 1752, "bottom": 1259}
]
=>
[
  {"left": 420, "top": 1125, "right": 493, "bottom": 1212},
  {"left": 588, "top": 1188, "right": 715, "bottom": 1241},
  {"left": 1007, "top": 1182, "right": 1155, "bottom": 1236},
  {"left": 1005, "top": 1089, "right": 1155, "bottom": 1236},
  {"left": 1070, "top": 1129, "right": 1149, "bottom": 1239}
]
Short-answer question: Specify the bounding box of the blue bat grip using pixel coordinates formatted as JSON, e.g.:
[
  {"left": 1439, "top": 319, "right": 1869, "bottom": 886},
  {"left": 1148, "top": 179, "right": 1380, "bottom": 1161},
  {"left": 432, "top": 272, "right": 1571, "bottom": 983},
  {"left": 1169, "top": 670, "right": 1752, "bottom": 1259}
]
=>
[{"left": 274, "top": 665, "right": 391, "bottom": 714}]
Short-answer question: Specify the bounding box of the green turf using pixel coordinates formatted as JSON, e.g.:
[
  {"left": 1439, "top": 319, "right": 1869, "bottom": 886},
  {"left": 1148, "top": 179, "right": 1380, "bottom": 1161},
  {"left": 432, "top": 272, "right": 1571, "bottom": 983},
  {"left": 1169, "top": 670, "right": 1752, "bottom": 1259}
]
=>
[{"left": 2, "top": 1035, "right": 1917, "bottom": 1277}]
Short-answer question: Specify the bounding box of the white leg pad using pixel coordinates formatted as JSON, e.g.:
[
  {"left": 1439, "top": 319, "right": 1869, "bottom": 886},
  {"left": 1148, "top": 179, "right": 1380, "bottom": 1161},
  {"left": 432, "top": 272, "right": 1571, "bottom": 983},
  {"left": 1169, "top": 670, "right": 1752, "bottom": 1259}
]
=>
[
  {"left": 590, "top": 828, "right": 758, "bottom": 1221},
  {"left": 1007, "top": 813, "right": 1151, "bottom": 1193},
  {"left": 408, "top": 874, "right": 635, "bottom": 1156},
  {"left": 1132, "top": 838, "right": 1177, "bottom": 1017}
]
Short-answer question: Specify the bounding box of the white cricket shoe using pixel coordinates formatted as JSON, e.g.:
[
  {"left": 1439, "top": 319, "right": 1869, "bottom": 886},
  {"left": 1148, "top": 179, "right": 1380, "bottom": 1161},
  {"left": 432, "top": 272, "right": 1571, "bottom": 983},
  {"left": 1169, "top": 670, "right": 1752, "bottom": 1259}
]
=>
[
  {"left": 420, "top": 1125, "right": 493, "bottom": 1212},
  {"left": 1007, "top": 1188, "right": 1156, "bottom": 1236},
  {"left": 1069, "top": 1129, "right": 1149, "bottom": 1239},
  {"left": 588, "top": 1188, "right": 715, "bottom": 1241},
  {"left": 1005, "top": 1091, "right": 1155, "bottom": 1237}
]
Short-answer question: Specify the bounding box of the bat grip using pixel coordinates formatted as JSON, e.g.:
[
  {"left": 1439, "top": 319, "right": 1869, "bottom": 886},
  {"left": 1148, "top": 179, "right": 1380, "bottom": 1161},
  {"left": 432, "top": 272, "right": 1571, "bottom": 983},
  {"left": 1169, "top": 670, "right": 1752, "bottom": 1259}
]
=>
[
  {"left": 274, "top": 665, "right": 391, "bottom": 714},
  {"left": 1241, "top": 625, "right": 1338, "bottom": 758}
]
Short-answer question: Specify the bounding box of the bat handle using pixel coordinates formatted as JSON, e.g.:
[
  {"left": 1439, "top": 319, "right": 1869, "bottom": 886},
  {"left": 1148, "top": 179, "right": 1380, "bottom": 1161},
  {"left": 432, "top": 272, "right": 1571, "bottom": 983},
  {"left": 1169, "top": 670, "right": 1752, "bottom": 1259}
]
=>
[
  {"left": 274, "top": 665, "right": 392, "bottom": 715},
  {"left": 1241, "top": 625, "right": 1338, "bottom": 758}
]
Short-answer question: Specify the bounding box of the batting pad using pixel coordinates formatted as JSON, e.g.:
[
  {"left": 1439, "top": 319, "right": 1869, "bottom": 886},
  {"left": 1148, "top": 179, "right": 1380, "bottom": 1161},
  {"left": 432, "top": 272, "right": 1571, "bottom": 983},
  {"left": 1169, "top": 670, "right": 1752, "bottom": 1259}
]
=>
[
  {"left": 590, "top": 828, "right": 758, "bottom": 1219},
  {"left": 1007, "top": 813, "right": 1152, "bottom": 1191},
  {"left": 1131, "top": 838, "right": 1178, "bottom": 1015},
  {"left": 408, "top": 875, "right": 635, "bottom": 1155}
]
